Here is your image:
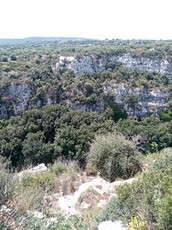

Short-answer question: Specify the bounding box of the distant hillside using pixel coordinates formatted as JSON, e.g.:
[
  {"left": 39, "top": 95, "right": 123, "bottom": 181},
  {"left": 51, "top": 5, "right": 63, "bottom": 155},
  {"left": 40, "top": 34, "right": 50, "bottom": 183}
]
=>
[{"left": 0, "top": 37, "right": 93, "bottom": 44}]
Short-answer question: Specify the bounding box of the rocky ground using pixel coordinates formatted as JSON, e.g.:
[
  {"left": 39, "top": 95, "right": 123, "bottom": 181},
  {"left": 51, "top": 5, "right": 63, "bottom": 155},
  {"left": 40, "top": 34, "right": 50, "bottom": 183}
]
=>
[{"left": 15, "top": 164, "right": 136, "bottom": 229}]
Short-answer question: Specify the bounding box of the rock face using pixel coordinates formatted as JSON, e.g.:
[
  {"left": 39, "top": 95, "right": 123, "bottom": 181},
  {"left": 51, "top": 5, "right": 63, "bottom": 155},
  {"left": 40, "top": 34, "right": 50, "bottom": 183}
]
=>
[
  {"left": 0, "top": 53, "right": 171, "bottom": 118},
  {"left": 103, "top": 83, "right": 170, "bottom": 117},
  {"left": 55, "top": 53, "right": 171, "bottom": 116},
  {"left": 56, "top": 53, "right": 172, "bottom": 81},
  {"left": 0, "top": 82, "right": 35, "bottom": 118},
  {"left": 56, "top": 55, "right": 106, "bottom": 75}
]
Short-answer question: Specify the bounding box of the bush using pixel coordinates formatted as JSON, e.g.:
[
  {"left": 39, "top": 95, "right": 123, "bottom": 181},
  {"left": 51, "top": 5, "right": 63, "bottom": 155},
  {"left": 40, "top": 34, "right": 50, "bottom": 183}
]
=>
[
  {"left": 1, "top": 56, "right": 8, "bottom": 62},
  {"left": 18, "top": 171, "right": 55, "bottom": 192},
  {"left": 86, "top": 133, "right": 142, "bottom": 181},
  {"left": 142, "top": 147, "right": 172, "bottom": 170},
  {"left": 12, "top": 186, "right": 46, "bottom": 214},
  {"left": 49, "top": 160, "right": 78, "bottom": 176},
  {"left": 0, "top": 156, "right": 14, "bottom": 206},
  {"left": 14, "top": 214, "right": 88, "bottom": 230},
  {"left": 128, "top": 216, "right": 146, "bottom": 230},
  {"left": 11, "top": 171, "right": 56, "bottom": 215},
  {"left": 10, "top": 55, "right": 17, "bottom": 61},
  {"left": 98, "top": 165, "right": 172, "bottom": 230}
]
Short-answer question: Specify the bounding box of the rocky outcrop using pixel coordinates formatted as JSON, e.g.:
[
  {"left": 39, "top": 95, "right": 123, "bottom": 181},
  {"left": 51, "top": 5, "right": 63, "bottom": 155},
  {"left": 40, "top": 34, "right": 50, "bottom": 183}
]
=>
[
  {"left": 0, "top": 82, "right": 35, "bottom": 118},
  {"left": 55, "top": 53, "right": 171, "bottom": 116},
  {"left": 56, "top": 53, "right": 172, "bottom": 81},
  {"left": 66, "top": 83, "right": 169, "bottom": 117},
  {"left": 103, "top": 83, "right": 170, "bottom": 116},
  {"left": 0, "top": 53, "right": 171, "bottom": 119},
  {"left": 56, "top": 55, "right": 106, "bottom": 75},
  {"left": 46, "top": 174, "right": 136, "bottom": 217},
  {"left": 0, "top": 81, "right": 170, "bottom": 118}
]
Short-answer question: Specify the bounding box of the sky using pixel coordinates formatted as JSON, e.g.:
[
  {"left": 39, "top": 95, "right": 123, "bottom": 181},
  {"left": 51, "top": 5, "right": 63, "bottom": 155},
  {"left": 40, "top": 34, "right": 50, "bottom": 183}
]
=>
[{"left": 0, "top": 0, "right": 172, "bottom": 40}]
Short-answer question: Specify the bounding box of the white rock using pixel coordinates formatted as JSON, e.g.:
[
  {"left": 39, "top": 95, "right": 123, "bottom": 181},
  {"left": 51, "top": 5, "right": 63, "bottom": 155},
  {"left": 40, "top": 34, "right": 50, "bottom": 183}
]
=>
[
  {"left": 57, "top": 176, "right": 116, "bottom": 216},
  {"left": 0, "top": 205, "right": 11, "bottom": 213},
  {"left": 81, "top": 202, "right": 91, "bottom": 210},
  {"left": 17, "top": 163, "right": 47, "bottom": 179},
  {"left": 112, "top": 177, "right": 136, "bottom": 187},
  {"left": 30, "top": 163, "right": 47, "bottom": 173},
  {"left": 97, "top": 200, "right": 107, "bottom": 208},
  {"left": 27, "top": 210, "right": 45, "bottom": 219},
  {"left": 98, "top": 220, "right": 127, "bottom": 230}
]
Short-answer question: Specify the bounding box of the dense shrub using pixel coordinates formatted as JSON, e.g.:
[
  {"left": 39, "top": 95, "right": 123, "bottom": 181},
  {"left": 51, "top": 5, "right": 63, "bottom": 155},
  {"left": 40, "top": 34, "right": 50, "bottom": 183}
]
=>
[
  {"left": 0, "top": 156, "right": 14, "bottom": 206},
  {"left": 14, "top": 214, "right": 88, "bottom": 230},
  {"left": 141, "top": 147, "right": 172, "bottom": 170},
  {"left": 49, "top": 160, "right": 78, "bottom": 176},
  {"left": 98, "top": 165, "right": 172, "bottom": 230},
  {"left": 117, "top": 117, "right": 172, "bottom": 153},
  {"left": 86, "top": 133, "right": 142, "bottom": 181},
  {"left": 0, "top": 105, "right": 115, "bottom": 168},
  {"left": 19, "top": 171, "right": 55, "bottom": 192},
  {"left": 10, "top": 55, "right": 17, "bottom": 61}
]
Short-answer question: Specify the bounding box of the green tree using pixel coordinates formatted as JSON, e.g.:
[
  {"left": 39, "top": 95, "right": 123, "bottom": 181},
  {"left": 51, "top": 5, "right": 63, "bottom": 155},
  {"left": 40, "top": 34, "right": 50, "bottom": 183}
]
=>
[{"left": 22, "top": 131, "right": 53, "bottom": 165}]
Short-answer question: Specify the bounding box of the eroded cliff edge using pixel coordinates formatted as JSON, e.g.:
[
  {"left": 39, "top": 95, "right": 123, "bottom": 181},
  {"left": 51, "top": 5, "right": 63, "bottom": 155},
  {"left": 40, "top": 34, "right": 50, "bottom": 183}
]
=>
[{"left": 0, "top": 52, "right": 171, "bottom": 118}]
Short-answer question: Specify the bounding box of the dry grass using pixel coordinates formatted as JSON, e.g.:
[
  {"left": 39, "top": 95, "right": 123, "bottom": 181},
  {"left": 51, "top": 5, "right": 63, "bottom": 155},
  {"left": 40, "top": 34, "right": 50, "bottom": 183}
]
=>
[
  {"left": 78, "top": 188, "right": 103, "bottom": 209},
  {"left": 60, "top": 171, "right": 78, "bottom": 195},
  {"left": 80, "top": 207, "right": 100, "bottom": 229},
  {"left": 11, "top": 186, "right": 46, "bottom": 214}
]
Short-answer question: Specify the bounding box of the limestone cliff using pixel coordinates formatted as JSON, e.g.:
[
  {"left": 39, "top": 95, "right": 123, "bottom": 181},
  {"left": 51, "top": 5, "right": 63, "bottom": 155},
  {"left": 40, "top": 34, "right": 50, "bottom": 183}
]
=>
[
  {"left": 56, "top": 53, "right": 172, "bottom": 81},
  {"left": 0, "top": 82, "right": 35, "bottom": 117},
  {"left": 0, "top": 53, "right": 171, "bottom": 118},
  {"left": 103, "top": 83, "right": 170, "bottom": 117}
]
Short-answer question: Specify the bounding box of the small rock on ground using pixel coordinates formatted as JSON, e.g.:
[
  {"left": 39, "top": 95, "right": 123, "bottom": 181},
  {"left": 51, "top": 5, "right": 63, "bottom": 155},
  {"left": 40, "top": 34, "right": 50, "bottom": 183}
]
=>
[{"left": 98, "top": 220, "right": 127, "bottom": 230}]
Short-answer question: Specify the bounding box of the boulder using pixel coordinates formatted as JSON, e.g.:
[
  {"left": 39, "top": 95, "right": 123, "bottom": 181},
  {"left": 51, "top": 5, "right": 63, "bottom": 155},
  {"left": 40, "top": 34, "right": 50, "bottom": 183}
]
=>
[{"left": 98, "top": 220, "right": 127, "bottom": 230}]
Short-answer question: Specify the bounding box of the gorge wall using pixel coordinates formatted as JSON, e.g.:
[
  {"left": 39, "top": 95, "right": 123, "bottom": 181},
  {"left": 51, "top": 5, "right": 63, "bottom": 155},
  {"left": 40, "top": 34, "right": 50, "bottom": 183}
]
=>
[
  {"left": 55, "top": 53, "right": 172, "bottom": 81},
  {"left": 0, "top": 53, "right": 171, "bottom": 118}
]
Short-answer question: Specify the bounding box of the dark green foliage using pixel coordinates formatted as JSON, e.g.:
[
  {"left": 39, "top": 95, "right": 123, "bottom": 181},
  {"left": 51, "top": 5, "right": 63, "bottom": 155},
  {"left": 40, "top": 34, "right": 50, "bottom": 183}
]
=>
[
  {"left": 0, "top": 105, "right": 114, "bottom": 168},
  {"left": 159, "top": 109, "right": 172, "bottom": 122},
  {"left": 53, "top": 110, "right": 114, "bottom": 164},
  {"left": 1, "top": 56, "right": 8, "bottom": 62},
  {"left": 10, "top": 55, "right": 17, "bottom": 61},
  {"left": 22, "top": 131, "right": 54, "bottom": 165},
  {"left": 104, "top": 103, "right": 128, "bottom": 122},
  {"left": 87, "top": 133, "right": 142, "bottom": 181},
  {"left": 117, "top": 116, "right": 172, "bottom": 153}
]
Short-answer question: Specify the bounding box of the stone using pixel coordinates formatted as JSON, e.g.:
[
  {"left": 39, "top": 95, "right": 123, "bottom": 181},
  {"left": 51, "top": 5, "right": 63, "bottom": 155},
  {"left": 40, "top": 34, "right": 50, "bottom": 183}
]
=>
[
  {"left": 98, "top": 220, "right": 127, "bottom": 230},
  {"left": 30, "top": 163, "right": 47, "bottom": 173},
  {"left": 18, "top": 163, "right": 47, "bottom": 178},
  {"left": 27, "top": 210, "right": 45, "bottom": 219}
]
